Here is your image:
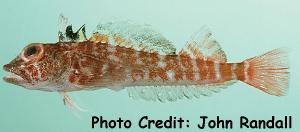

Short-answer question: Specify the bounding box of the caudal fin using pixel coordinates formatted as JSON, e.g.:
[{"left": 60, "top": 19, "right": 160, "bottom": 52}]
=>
[{"left": 241, "top": 48, "right": 289, "bottom": 96}]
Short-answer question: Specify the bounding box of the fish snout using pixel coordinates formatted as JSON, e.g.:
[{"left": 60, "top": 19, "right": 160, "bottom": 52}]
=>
[{"left": 3, "top": 64, "right": 12, "bottom": 72}]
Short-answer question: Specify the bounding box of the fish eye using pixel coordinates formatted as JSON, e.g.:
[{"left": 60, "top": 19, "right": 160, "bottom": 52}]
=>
[
  {"left": 25, "top": 46, "right": 37, "bottom": 56},
  {"left": 21, "top": 44, "right": 44, "bottom": 62}
]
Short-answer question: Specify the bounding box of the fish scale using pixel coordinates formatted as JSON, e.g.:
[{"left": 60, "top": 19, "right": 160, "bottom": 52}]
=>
[{"left": 3, "top": 21, "right": 289, "bottom": 105}]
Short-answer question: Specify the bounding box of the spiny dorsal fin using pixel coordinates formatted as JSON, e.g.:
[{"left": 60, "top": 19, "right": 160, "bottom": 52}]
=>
[
  {"left": 89, "top": 32, "right": 109, "bottom": 44},
  {"left": 65, "top": 24, "right": 87, "bottom": 42},
  {"left": 58, "top": 14, "right": 68, "bottom": 42},
  {"left": 179, "top": 27, "right": 227, "bottom": 62},
  {"left": 77, "top": 25, "right": 87, "bottom": 41},
  {"left": 58, "top": 14, "right": 87, "bottom": 42},
  {"left": 94, "top": 21, "right": 176, "bottom": 55}
]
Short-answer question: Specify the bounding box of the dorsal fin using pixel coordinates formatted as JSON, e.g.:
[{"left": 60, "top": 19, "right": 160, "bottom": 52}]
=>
[
  {"left": 179, "top": 27, "right": 227, "bottom": 62},
  {"left": 89, "top": 32, "right": 109, "bottom": 44},
  {"left": 65, "top": 24, "right": 87, "bottom": 42},
  {"left": 94, "top": 21, "right": 176, "bottom": 55},
  {"left": 58, "top": 14, "right": 87, "bottom": 42},
  {"left": 58, "top": 14, "right": 68, "bottom": 42}
]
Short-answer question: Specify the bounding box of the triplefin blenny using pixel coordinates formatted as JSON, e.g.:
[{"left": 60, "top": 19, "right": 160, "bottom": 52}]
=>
[{"left": 3, "top": 19, "right": 289, "bottom": 108}]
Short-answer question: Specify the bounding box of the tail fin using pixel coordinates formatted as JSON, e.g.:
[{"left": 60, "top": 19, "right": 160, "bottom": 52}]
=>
[{"left": 241, "top": 48, "right": 289, "bottom": 96}]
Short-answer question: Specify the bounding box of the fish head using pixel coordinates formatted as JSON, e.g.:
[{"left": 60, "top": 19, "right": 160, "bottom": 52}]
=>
[{"left": 3, "top": 43, "right": 67, "bottom": 90}]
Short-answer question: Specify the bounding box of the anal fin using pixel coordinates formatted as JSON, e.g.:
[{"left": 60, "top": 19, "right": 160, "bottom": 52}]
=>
[{"left": 126, "top": 80, "right": 236, "bottom": 102}]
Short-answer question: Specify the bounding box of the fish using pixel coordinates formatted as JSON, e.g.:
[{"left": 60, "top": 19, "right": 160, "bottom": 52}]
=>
[{"left": 3, "top": 21, "right": 289, "bottom": 108}]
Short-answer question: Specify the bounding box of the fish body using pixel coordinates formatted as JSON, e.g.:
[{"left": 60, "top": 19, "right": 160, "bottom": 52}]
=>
[
  {"left": 3, "top": 22, "right": 289, "bottom": 103},
  {"left": 2, "top": 41, "right": 232, "bottom": 90}
]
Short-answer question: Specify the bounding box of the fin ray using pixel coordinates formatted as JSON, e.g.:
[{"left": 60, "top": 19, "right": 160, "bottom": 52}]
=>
[
  {"left": 240, "top": 48, "right": 289, "bottom": 96},
  {"left": 179, "top": 26, "right": 227, "bottom": 62},
  {"left": 126, "top": 80, "right": 236, "bottom": 102},
  {"left": 93, "top": 21, "right": 176, "bottom": 55},
  {"left": 58, "top": 14, "right": 87, "bottom": 42}
]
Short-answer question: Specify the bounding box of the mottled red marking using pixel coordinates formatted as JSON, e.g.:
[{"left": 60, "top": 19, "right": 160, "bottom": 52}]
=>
[
  {"left": 68, "top": 74, "right": 76, "bottom": 83},
  {"left": 219, "top": 63, "right": 232, "bottom": 81},
  {"left": 40, "top": 71, "right": 47, "bottom": 81},
  {"left": 206, "top": 61, "right": 216, "bottom": 81},
  {"left": 80, "top": 57, "right": 90, "bottom": 67},
  {"left": 131, "top": 69, "right": 144, "bottom": 81},
  {"left": 235, "top": 63, "right": 245, "bottom": 81},
  {"left": 75, "top": 43, "right": 86, "bottom": 52},
  {"left": 78, "top": 75, "right": 89, "bottom": 84},
  {"left": 164, "top": 55, "right": 183, "bottom": 81},
  {"left": 27, "top": 65, "right": 38, "bottom": 81},
  {"left": 196, "top": 58, "right": 207, "bottom": 81},
  {"left": 179, "top": 53, "right": 194, "bottom": 81},
  {"left": 72, "top": 59, "right": 80, "bottom": 69},
  {"left": 115, "top": 45, "right": 136, "bottom": 66},
  {"left": 94, "top": 43, "right": 109, "bottom": 59},
  {"left": 106, "top": 62, "right": 125, "bottom": 81},
  {"left": 149, "top": 68, "right": 168, "bottom": 81},
  {"left": 85, "top": 42, "right": 93, "bottom": 53},
  {"left": 19, "top": 69, "right": 31, "bottom": 83},
  {"left": 138, "top": 51, "right": 168, "bottom": 81},
  {"left": 139, "top": 51, "right": 149, "bottom": 65},
  {"left": 247, "top": 63, "right": 254, "bottom": 80},
  {"left": 57, "top": 42, "right": 109, "bottom": 86},
  {"left": 139, "top": 51, "right": 159, "bottom": 66},
  {"left": 3, "top": 34, "right": 289, "bottom": 98},
  {"left": 187, "top": 44, "right": 204, "bottom": 58},
  {"left": 37, "top": 58, "right": 55, "bottom": 81}
]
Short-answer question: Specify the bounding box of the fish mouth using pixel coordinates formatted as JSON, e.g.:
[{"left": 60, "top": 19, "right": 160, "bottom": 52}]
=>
[
  {"left": 3, "top": 73, "right": 25, "bottom": 85},
  {"left": 3, "top": 64, "right": 26, "bottom": 85}
]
